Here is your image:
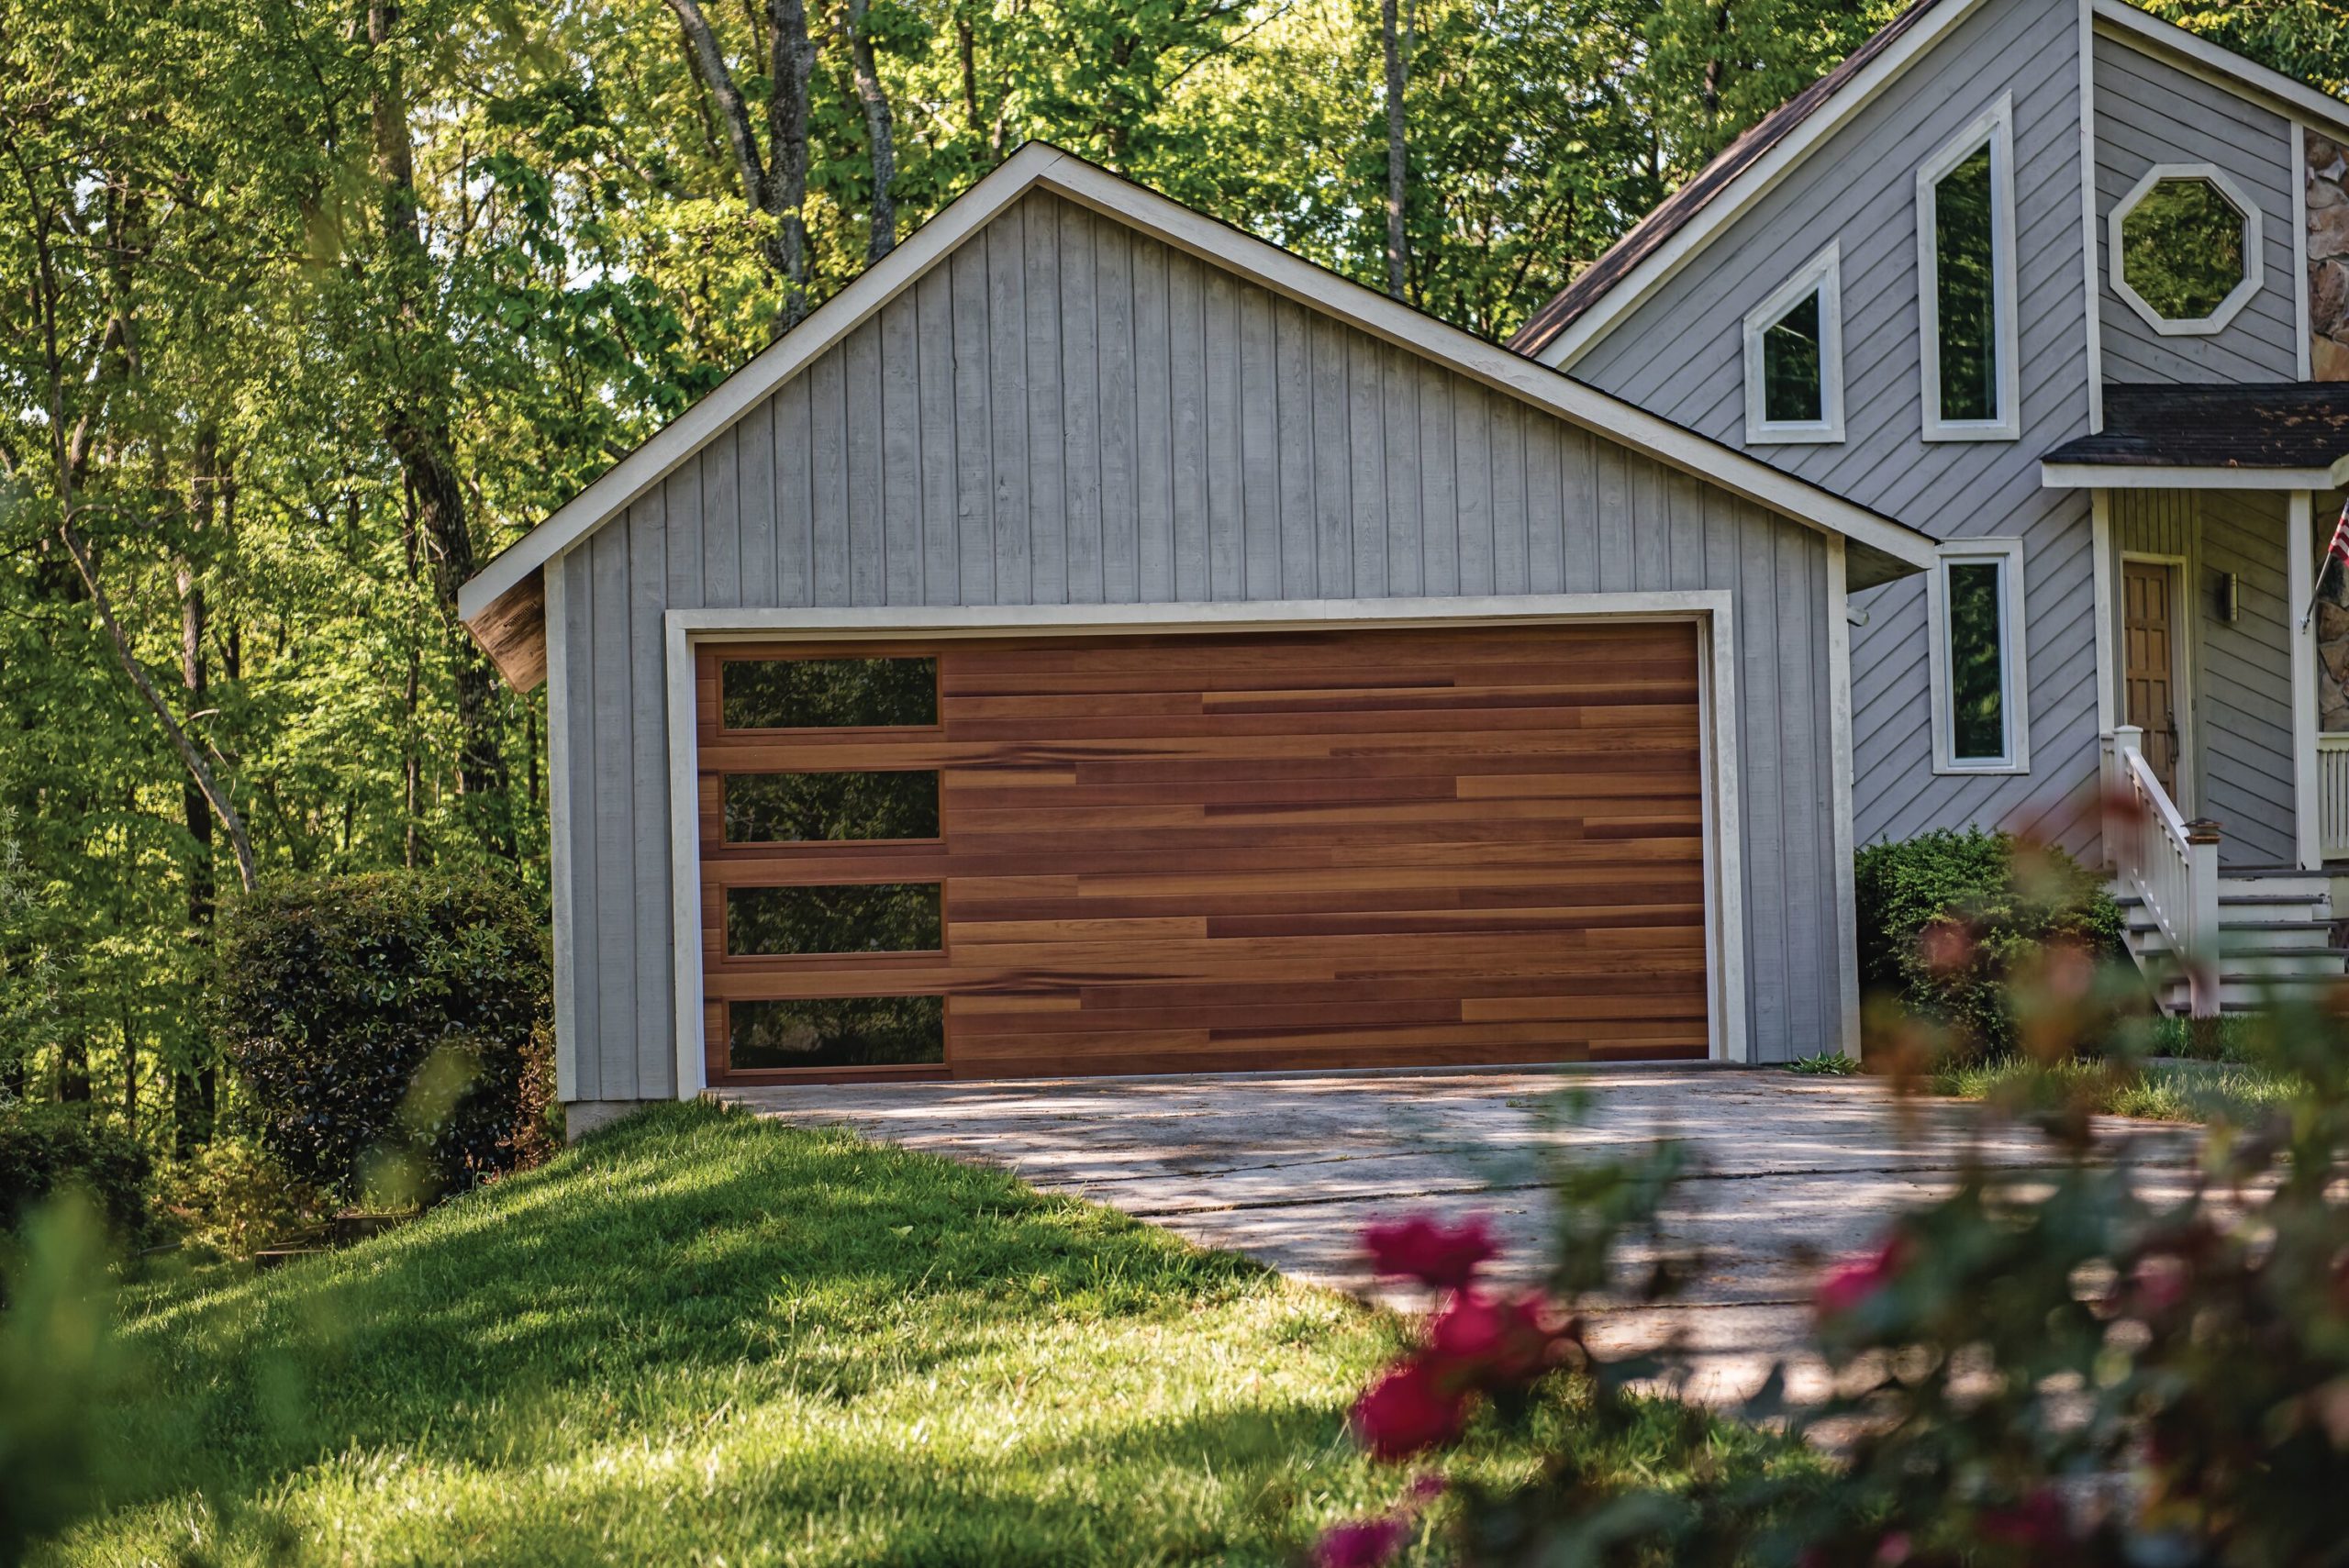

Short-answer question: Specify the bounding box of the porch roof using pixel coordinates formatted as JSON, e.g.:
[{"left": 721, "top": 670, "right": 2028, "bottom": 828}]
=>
[{"left": 2042, "top": 384, "right": 2349, "bottom": 489}]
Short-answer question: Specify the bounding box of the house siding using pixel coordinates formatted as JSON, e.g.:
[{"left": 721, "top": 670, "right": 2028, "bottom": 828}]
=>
[
  {"left": 549, "top": 189, "right": 1857, "bottom": 1098},
  {"left": 2093, "top": 33, "right": 2300, "bottom": 385},
  {"left": 1567, "top": 0, "right": 2102, "bottom": 861}
]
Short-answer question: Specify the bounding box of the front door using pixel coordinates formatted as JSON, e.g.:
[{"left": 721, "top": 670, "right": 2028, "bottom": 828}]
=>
[{"left": 2123, "top": 559, "right": 2182, "bottom": 798}]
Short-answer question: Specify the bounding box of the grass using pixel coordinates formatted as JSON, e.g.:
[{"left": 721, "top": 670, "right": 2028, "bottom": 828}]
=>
[
  {"left": 44, "top": 1102, "right": 1784, "bottom": 1566},
  {"left": 1929, "top": 1053, "right": 2302, "bottom": 1122}
]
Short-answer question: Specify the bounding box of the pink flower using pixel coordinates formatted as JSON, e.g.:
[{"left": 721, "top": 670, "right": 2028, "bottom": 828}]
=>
[
  {"left": 1351, "top": 1357, "right": 1470, "bottom": 1460},
  {"left": 1311, "top": 1515, "right": 1411, "bottom": 1568},
  {"left": 1977, "top": 1489, "right": 2069, "bottom": 1550},
  {"left": 1428, "top": 1289, "right": 1561, "bottom": 1385},
  {"left": 1363, "top": 1215, "right": 1499, "bottom": 1291},
  {"left": 2130, "top": 1253, "right": 2191, "bottom": 1316},
  {"left": 1814, "top": 1233, "right": 1908, "bottom": 1319}
]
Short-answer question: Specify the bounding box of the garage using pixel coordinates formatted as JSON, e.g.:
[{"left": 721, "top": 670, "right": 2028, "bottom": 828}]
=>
[
  {"left": 456, "top": 148, "right": 1938, "bottom": 1124},
  {"left": 696, "top": 621, "right": 1710, "bottom": 1084}
]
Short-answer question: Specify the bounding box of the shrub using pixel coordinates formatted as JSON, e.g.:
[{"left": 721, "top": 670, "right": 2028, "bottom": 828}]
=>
[
  {"left": 213, "top": 870, "right": 551, "bottom": 1201},
  {"left": 160, "top": 1138, "right": 326, "bottom": 1257},
  {"left": 0, "top": 1104, "right": 152, "bottom": 1242},
  {"left": 1854, "top": 827, "right": 2124, "bottom": 1058}
]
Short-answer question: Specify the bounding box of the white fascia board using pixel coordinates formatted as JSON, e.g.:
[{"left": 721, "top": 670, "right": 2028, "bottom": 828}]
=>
[
  {"left": 2090, "top": 0, "right": 2349, "bottom": 140},
  {"left": 460, "top": 144, "right": 1074, "bottom": 623},
  {"left": 2041, "top": 462, "right": 2343, "bottom": 489},
  {"left": 464, "top": 147, "right": 1938, "bottom": 623},
  {"left": 1532, "top": 0, "right": 1995, "bottom": 372}
]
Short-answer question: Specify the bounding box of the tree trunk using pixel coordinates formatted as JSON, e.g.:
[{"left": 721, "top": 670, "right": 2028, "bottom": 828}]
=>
[
  {"left": 1382, "top": 0, "right": 1410, "bottom": 300},
  {"left": 178, "top": 435, "right": 219, "bottom": 1147},
  {"left": 765, "top": 0, "right": 818, "bottom": 323},
  {"left": 57, "top": 1032, "right": 89, "bottom": 1103},
  {"left": 369, "top": 0, "right": 513, "bottom": 858},
  {"left": 845, "top": 0, "right": 897, "bottom": 262}
]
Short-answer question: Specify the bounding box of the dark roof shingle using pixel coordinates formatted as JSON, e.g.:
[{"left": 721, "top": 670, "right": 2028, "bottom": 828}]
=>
[{"left": 2043, "top": 383, "right": 2349, "bottom": 470}]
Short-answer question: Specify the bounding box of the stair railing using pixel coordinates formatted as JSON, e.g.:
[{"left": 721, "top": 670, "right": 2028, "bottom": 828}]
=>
[{"left": 2102, "top": 724, "right": 2221, "bottom": 1018}]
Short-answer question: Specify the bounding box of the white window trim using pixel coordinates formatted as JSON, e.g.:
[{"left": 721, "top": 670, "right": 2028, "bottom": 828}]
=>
[
  {"left": 1742, "top": 242, "right": 1846, "bottom": 444},
  {"left": 1916, "top": 95, "right": 2022, "bottom": 442},
  {"left": 2107, "top": 161, "right": 2266, "bottom": 336},
  {"left": 1926, "top": 538, "right": 2032, "bottom": 773}
]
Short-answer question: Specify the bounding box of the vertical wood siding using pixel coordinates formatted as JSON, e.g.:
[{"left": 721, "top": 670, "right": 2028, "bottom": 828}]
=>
[
  {"left": 551, "top": 190, "right": 1854, "bottom": 1096},
  {"left": 1568, "top": 0, "right": 2106, "bottom": 864},
  {"left": 2093, "top": 35, "right": 2300, "bottom": 385}
]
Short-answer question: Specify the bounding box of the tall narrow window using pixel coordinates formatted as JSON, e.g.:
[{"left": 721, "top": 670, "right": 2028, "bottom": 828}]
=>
[
  {"left": 1917, "top": 98, "right": 2018, "bottom": 439},
  {"left": 1928, "top": 539, "right": 2030, "bottom": 773},
  {"left": 1742, "top": 244, "right": 1843, "bottom": 443}
]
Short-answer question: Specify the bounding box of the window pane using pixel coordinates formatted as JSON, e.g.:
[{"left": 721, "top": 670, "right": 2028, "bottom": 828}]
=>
[
  {"left": 1947, "top": 561, "right": 2007, "bottom": 761},
  {"left": 726, "top": 883, "right": 943, "bottom": 956},
  {"left": 723, "top": 772, "right": 940, "bottom": 843},
  {"left": 729, "top": 996, "right": 945, "bottom": 1069},
  {"left": 1762, "top": 290, "right": 1824, "bottom": 424},
  {"left": 2121, "top": 177, "right": 2247, "bottom": 320},
  {"left": 1934, "top": 147, "right": 1998, "bottom": 423},
  {"left": 721, "top": 656, "right": 936, "bottom": 729}
]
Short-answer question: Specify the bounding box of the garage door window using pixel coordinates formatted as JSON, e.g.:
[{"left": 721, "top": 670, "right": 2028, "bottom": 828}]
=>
[
  {"left": 729, "top": 996, "right": 945, "bottom": 1069},
  {"left": 720, "top": 655, "right": 937, "bottom": 729},
  {"left": 722, "top": 771, "right": 941, "bottom": 842},
  {"left": 725, "top": 882, "right": 944, "bottom": 956}
]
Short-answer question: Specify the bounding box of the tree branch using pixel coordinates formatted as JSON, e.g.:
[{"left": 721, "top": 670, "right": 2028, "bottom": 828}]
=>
[{"left": 662, "top": 0, "right": 769, "bottom": 208}]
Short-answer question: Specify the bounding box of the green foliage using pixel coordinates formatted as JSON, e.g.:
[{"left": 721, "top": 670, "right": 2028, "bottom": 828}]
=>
[
  {"left": 1786, "top": 1051, "right": 1860, "bottom": 1075},
  {"left": 1854, "top": 828, "right": 2125, "bottom": 1058},
  {"left": 158, "top": 1138, "right": 327, "bottom": 1258},
  {"left": 1, "top": 1193, "right": 123, "bottom": 1563},
  {"left": 212, "top": 871, "right": 551, "bottom": 1201},
  {"left": 1327, "top": 981, "right": 2349, "bottom": 1566},
  {"left": 0, "top": 1104, "right": 154, "bottom": 1243}
]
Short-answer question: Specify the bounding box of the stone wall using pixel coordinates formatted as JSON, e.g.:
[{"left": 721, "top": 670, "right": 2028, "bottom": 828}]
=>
[{"left": 2309, "top": 129, "right": 2349, "bottom": 379}]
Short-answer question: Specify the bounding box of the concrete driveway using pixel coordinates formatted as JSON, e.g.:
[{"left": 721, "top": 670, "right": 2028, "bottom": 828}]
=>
[{"left": 718, "top": 1065, "right": 2197, "bottom": 1405}]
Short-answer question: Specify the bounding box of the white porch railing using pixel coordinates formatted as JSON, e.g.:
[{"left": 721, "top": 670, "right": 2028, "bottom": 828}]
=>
[
  {"left": 2321, "top": 734, "right": 2349, "bottom": 862},
  {"left": 2103, "top": 724, "right": 2221, "bottom": 1018}
]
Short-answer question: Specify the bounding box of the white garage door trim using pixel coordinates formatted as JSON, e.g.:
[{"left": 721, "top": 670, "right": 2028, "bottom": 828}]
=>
[{"left": 622, "top": 589, "right": 1751, "bottom": 1096}]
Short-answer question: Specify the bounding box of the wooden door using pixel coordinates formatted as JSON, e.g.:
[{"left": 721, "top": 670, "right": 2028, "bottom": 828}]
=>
[
  {"left": 696, "top": 623, "right": 1711, "bottom": 1084},
  {"left": 2123, "top": 560, "right": 2181, "bottom": 796}
]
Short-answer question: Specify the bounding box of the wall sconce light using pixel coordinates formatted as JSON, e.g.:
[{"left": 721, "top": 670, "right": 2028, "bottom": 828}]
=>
[{"left": 2214, "top": 570, "right": 2239, "bottom": 624}]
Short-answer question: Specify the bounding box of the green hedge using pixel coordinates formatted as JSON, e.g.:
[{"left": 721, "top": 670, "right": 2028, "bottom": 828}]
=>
[
  {"left": 1854, "top": 828, "right": 2125, "bottom": 1057},
  {"left": 213, "top": 870, "right": 551, "bottom": 1200},
  {"left": 0, "top": 1104, "right": 153, "bottom": 1242}
]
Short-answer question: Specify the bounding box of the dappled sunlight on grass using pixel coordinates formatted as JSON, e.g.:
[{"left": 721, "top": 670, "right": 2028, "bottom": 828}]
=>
[{"left": 56, "top": 1102, "right": 1733, "bottom": 1565}]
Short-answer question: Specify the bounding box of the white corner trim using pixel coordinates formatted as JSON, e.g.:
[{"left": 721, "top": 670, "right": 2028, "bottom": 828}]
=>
[
  {"left": 1534, "top": 0, "right": 1997, "bottom": 372},
  {"left": 2090, "top": 0, "right": 2349, "bottom": 142},
  {"left": 2295, "top": 123, "right": 2314, "bottom": 380},
  {"left": 666, "top": 613, "right": 706, "bottom": 1100},
  {"left": 1825, "top": 539, "right": 1861, "bottom": 1058},
  {"left": 2077, "top": 0, "right": 2105, "bottom": 434},
  {"left": 2043, "top": 460, "right": 2349, "bottom": 489},
  {"left": 462, "top": 146, "right": 1938, "bottom": 626},
  {"left": 2106, "top": 162, "right": 2266, "bottom": 336},
  {"left": 1742, "top": 242, "right": 1846, "bottom": 445},
  {"left": 661, "top": 593, "right": 1755, "bottom": 1073},
  {"left": 2090, "top": 489, "right": 2117, "bottom": 734},
  {"left": 2289, "top": 490, "right": 2321, "bottom": 868},
  {"left": 542, "top": 550, "right": 578, "bottom": 1104},
  {"left": 1925, "top": 537, "right": 2032, "bottom": 773},
  {"left": 1917, "top": 95, "right": 2023, "bottom": 442}
]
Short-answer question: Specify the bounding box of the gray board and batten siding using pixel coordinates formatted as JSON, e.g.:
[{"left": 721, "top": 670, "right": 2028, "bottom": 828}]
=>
[
  {"left": 1566, "top": 0, "right": 2103, "bottom": 862},
  {"left": 547, "top": 187, "right": 1859, "bottom": 1100},
  {"left": 2092, "top": 31, "right": 2301, "bottom": 385}
]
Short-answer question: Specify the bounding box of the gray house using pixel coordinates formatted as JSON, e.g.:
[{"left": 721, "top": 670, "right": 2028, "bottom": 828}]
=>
[
  {"left": 458, "top": 148, "right": 1935, "bottom": 1123},
  {"left": 1513, "top": 0, "right": 2349, "bottom": 1014}
]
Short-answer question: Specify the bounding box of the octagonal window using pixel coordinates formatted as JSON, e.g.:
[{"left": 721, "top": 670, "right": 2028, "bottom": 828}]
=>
[{"left": 2111, "top": 167, "right": 2262, "bottom": 333}]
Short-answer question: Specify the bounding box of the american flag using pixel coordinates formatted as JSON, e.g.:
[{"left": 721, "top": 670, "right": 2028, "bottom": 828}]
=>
[{"left": 2306, "top": 498, "right": 2349, "bottom": 629}]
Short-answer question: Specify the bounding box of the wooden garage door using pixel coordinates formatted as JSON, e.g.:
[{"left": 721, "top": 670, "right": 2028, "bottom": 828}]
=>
[{"left": 696, "top": 623, "right": 1709, "bottom": 1084}]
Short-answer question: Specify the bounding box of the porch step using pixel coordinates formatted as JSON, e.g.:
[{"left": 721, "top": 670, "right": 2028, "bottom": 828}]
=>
[{"left": 2114, "top": 880, "right": 2343, "bottom": 1016}]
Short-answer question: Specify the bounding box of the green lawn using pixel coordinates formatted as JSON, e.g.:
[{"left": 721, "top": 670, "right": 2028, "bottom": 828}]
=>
[
  {"left": 46, "top": 1102, "right": 1771, "bottom": 1566},
  {"left": 1928, "top": 1053, "right": 2301, "bottom": 1122}
]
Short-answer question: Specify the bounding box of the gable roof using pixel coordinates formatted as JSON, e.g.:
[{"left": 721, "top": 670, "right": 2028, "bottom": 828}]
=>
[
  {"left": 1508, "top": 0, "right": 1963, "bottom": 361},
  {"left": 1510, "top": 0, "right": 2349, "bottom": 370},
  {"left": 460, "top": 144, "right": 1938, "bottom": 688}
]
